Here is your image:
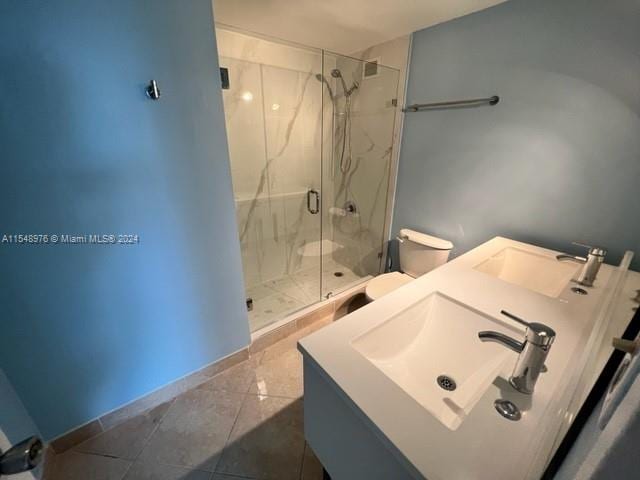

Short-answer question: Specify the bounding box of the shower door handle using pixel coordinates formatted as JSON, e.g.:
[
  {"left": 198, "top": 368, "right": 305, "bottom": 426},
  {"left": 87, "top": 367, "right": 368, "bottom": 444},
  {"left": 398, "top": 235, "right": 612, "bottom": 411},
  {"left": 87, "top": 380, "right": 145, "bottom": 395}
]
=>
[{"left": 307, "top": 189, "right": 320, "bottom": 214}]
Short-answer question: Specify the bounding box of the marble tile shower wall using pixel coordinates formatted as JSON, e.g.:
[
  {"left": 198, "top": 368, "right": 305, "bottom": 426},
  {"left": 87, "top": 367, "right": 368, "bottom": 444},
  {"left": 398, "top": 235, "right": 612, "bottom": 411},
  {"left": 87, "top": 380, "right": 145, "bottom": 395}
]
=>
[
  {"left": 351, "top": 36, "right": 411, "bottom": 252},
  {"left": 326, "top": 53, "right": 400, "bottom": 277},
  {"left": 217, "top": 29, "right": 329, "bottom": 288},
  {"left": 216, "top": 28, "right": 401, "bottom": 303}
]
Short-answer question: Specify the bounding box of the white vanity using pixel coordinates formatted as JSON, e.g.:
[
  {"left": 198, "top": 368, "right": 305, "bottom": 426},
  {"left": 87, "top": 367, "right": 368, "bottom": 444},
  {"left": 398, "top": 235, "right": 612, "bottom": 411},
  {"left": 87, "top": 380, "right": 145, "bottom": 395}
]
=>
[{"left": 298, "top": 237, "right": 637, "bottom": 480}]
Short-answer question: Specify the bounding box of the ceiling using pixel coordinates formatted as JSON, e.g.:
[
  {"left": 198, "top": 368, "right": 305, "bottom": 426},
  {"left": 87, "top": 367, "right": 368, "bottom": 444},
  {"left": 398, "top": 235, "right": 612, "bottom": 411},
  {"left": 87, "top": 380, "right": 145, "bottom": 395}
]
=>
[{"left": 213, "top": 0, "right": 509, "bottom": 54}]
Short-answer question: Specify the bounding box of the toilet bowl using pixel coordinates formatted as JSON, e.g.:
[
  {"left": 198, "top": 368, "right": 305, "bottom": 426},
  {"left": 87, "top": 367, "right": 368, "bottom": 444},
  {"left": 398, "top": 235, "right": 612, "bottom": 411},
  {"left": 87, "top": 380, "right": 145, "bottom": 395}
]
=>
[{"left": 365, "top": 228, "right": 453, "bottom": 301}]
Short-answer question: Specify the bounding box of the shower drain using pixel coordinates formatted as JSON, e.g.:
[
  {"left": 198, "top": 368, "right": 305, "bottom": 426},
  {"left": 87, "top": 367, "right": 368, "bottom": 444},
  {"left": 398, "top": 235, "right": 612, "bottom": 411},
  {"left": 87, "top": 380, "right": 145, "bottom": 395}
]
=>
[{"left": 436, "top": 375, "right": 457, "bottom": 391}]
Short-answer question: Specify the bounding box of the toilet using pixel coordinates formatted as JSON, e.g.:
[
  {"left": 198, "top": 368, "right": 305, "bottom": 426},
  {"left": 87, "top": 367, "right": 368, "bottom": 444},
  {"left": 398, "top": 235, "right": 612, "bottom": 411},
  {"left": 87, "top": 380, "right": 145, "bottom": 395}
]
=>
[{"left": 365, "top": 228, "right": 453, "bottom": 301}]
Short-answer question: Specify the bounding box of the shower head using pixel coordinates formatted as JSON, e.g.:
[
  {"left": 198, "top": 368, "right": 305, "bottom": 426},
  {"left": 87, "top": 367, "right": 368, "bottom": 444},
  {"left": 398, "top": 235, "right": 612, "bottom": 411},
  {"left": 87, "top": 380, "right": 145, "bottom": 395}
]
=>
[
  {"left": 315, "top": 73, "right": 335, "bottom": 101},
  {"left": 331, "top": 69, "right": 351, "bottom": 97},
  {"left": 330, "top": 68, "right": 358, "bottom": 97}
]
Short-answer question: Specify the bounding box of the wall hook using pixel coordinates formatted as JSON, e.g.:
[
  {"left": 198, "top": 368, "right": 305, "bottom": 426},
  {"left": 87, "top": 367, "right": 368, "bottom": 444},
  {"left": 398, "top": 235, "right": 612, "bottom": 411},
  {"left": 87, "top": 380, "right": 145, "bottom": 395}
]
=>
[{"left": 146, "top": 80, "right": 161, "bottom": 100}]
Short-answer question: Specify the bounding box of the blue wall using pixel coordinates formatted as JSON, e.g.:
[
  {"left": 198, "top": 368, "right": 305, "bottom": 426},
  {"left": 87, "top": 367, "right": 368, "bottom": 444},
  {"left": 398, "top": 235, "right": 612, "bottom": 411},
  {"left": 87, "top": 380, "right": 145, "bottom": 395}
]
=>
[
  {"left": 0, "top": 0, "right": 250, "bottom": 439},
  {"left": 393, "top": 0, "right": 640, "bottom": 269}
]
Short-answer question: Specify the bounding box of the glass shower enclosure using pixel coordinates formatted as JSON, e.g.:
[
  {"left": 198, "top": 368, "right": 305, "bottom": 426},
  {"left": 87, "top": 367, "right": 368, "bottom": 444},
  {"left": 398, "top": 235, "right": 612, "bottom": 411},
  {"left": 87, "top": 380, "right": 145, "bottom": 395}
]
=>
[{"left": 217, "top": 28, "right": 399, "bottom": 332}]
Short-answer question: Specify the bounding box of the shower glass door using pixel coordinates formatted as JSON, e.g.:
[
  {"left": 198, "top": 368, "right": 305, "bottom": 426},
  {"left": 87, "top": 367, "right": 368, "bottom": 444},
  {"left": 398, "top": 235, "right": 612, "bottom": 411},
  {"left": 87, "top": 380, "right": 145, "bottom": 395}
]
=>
[
  {"left": 217, "top": 27, "right": 401, "bottom": 332},
  {"left": 320, "top": 52, "right": 400, "bottom": 298},
  {"left": 219, "top": 47, "right": 324, "bottom": 332}
]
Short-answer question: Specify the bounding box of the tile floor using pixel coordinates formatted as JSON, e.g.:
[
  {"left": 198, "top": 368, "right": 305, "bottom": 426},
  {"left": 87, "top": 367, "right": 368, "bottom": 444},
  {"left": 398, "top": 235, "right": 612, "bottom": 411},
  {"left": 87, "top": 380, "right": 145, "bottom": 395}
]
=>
[
  {"left": 247, "top": 259, "right": 366, "bottom": 332},
  {"left": 48, "top": 319, "right": 332, "bottom": 480}
]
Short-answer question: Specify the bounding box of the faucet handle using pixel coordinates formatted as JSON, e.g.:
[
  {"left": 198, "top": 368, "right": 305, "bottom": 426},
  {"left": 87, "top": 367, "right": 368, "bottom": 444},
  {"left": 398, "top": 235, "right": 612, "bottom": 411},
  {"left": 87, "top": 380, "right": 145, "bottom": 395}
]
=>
[
  {"left": 500, "top": 309, "right": 530, "bottom": 328},
  {"left": 571, "top": 242, "right": 607, "bottom": 257},
  {"left": 500, "top": 310, "right": 556, "bottom": 348}
]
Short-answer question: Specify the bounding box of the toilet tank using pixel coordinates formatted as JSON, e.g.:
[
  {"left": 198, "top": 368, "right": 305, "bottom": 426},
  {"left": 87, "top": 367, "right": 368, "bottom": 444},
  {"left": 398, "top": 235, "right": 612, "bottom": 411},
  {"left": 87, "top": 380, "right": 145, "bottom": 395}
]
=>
[{"left": 398, "top": 228, "right": 453, "bottom": 278}]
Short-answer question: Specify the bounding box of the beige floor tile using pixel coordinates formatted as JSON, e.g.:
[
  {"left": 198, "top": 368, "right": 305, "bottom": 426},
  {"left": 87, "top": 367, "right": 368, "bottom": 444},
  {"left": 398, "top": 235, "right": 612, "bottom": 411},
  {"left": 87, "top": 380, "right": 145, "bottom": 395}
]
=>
[
  {"left": 301, "top": 443, "right": 324, "bottom": 480},
  {"left": 249, "top": 348, "right": 303, "bottom": 399},
  {"left": 123, "top": 461, "right": 210, "bottom": 480},
  {"left": 42, "top": 447, "right": 57, "bottom": 480},
  {"left": 99, "top": 387, "right": 181, "bottom": 432},
  {"left": 259, "top": 317, "right": 332, "bottom": 364},
  {"left": 197, "top": 352, "right": 264, "bottom": 395},
  {"left": 50, "top": 420, "right": 103, "bottom": 454},
  {"left": 248, "top": 317, "right": 334, "bottom": 398},
  {"left": 49, "top": 451, "right": 131, "bottom": 480},
  {"left": 138, "top": 389, "right": 244, "bottom": 472},
  {"left": 216, "top": 395, "right": 305, "bottom": 480},
  {"left": 75, "top": 402, "right": 172, "bottom": 460}
]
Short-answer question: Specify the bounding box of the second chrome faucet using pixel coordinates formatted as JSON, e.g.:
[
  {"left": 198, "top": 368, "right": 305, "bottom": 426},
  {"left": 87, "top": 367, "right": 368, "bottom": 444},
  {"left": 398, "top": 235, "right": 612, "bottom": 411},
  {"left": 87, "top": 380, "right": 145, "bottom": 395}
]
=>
[
  {"left": 479, "top": 310, "right": 556, "bottom": 394},
  {"left": 556, "top": 242, "right": 607, "bottom": 287}
]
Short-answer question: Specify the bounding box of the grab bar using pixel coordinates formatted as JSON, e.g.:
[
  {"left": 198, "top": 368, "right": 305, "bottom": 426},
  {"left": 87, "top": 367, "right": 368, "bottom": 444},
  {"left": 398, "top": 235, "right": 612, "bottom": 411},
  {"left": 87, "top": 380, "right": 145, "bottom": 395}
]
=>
[{"left": 403, "top": 96, "right": 499, "bottom": 112}]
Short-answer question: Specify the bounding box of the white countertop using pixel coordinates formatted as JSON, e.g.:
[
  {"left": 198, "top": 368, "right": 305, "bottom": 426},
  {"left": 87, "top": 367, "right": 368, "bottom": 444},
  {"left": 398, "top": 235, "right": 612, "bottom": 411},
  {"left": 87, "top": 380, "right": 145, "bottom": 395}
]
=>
[{"left": 299, "top": 237, "right": 637, "bottom": 480}]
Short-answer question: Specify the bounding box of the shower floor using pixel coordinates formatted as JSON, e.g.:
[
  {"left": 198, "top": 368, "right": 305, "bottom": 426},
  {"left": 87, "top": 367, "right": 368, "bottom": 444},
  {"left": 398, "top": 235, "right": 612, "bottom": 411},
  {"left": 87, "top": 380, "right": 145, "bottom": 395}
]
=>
[{"left": 246, "top": 259, "right": 366, "bottom": 332}]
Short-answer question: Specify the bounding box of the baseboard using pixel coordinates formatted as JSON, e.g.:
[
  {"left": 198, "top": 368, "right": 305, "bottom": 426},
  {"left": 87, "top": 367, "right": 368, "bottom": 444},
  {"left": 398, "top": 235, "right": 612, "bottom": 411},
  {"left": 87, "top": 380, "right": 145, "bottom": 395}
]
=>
[
  {"left": 49, "top": 346, "right": 249, "bottom": 454},
  {"left": 47, "top": 283, "right": 368, "bottom": 456}
]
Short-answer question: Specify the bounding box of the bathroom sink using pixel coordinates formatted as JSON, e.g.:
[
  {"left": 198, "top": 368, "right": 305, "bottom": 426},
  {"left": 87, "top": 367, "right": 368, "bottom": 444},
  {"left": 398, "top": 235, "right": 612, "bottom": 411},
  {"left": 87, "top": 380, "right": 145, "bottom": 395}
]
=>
[
  {"left": 351, "top": 292, "right": 517, "bottom": 430},
  {"left": 474, "top": 247, "right": 579, "bottom": 298}
]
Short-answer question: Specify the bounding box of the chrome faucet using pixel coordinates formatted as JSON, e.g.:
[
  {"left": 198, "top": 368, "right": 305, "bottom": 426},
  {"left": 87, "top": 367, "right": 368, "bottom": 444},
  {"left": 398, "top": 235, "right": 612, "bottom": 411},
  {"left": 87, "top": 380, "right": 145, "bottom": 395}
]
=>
[
  {"left": 479, "top": 310, "right": 556, "bottom": 394},
  {"left": 556, "top": 242, "right": 607, "bottom": 287}
]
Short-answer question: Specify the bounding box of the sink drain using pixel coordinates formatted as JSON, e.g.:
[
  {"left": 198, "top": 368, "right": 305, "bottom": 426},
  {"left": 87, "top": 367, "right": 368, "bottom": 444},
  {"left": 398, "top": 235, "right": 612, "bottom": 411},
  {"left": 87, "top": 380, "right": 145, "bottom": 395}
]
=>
[
  {"left": 334, "top": 271, "right": 344, "bottom": 277},
  {"left": 494, "top": 399, "right": 521, "bottom": 421},
  {"left": 436, "top": 375, "right": 457, "bottom": 391}
]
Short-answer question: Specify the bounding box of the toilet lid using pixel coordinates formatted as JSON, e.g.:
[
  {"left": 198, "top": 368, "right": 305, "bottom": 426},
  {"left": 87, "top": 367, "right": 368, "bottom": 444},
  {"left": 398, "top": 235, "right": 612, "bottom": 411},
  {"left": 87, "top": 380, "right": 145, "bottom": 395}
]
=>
[{"left": 366, "top": 272, "right": 414, "bottom": 300}]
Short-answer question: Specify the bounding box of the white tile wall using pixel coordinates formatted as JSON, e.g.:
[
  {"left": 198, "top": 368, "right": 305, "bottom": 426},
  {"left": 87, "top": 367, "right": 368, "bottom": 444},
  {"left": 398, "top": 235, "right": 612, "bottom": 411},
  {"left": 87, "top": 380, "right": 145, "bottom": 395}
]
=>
[
  {"left": 216, "top": 28, "right": 405, "bottom": 329},
  {"left": 217, "top": 28, "right": 324, "bottom": 289}
]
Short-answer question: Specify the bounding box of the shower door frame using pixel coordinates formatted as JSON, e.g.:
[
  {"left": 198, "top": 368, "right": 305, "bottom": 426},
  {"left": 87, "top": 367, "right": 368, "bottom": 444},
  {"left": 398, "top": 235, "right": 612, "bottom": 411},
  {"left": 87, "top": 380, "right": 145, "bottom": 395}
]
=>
[{"left": 215, "top": 25, "right": 403, "bottom": 334}]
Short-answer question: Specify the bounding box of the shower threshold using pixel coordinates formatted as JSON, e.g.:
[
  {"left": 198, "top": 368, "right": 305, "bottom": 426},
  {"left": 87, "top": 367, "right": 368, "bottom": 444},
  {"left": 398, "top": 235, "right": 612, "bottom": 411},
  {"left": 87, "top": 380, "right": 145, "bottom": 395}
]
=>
[
  {"left": 246, "top": 259, "right": 368, "bottom": 333},
  {"left": 250, "top": 274, "right": 371, "bottom": 342}
]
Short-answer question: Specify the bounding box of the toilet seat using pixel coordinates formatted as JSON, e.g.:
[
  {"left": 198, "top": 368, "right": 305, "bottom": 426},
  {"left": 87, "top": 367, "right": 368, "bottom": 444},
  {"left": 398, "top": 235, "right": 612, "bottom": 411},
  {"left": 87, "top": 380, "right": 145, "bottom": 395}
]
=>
[{"left": 365, "top": 271, "right": 414, "bottom": 301}]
